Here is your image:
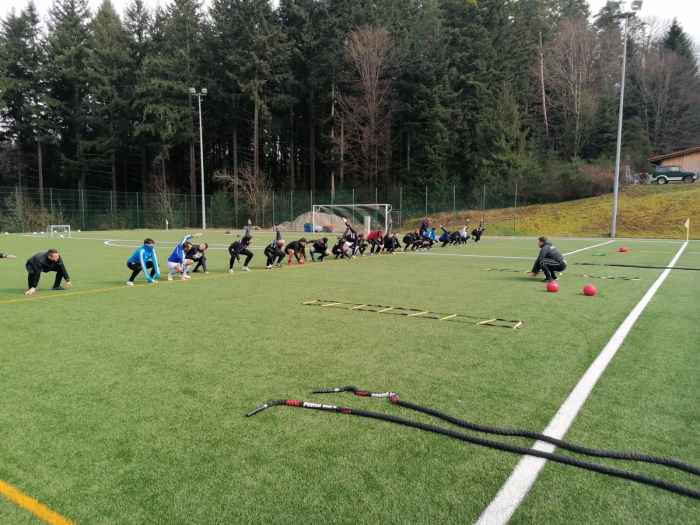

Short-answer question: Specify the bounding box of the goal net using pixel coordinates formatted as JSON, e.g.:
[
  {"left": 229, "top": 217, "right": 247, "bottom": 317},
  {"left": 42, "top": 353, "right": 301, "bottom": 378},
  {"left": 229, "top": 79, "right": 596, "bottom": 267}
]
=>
[
  {"left": 312, "top": 204, "right": 392, "bottom": 235},
  {"left": 49, "top": 225, "right": 71, "bottom": 238}
]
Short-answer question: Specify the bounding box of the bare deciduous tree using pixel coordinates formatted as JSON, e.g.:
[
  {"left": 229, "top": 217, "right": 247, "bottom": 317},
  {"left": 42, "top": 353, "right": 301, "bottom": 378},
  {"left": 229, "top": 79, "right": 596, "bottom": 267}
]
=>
[
  {"left": 630, "top": 49, "right": 700, "bottom": 154},
  {"left": 544, "top": 18, "right": 617, "bottom": 159},
  {"left": 214, "top": 164, "right": 272, "bottom": 227},
  {"left": 336, "top": 27, "right": 400, "bottom": 189}
]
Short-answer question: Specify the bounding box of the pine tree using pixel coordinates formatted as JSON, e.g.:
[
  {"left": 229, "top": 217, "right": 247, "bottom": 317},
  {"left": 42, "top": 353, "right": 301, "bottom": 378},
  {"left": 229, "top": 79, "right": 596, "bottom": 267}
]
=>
[
  {"left": 663, "top": 19, "right": 698, "bottom": 75},
  {"left": 403, "top": 0, "right": 455, "bottom": 185},
  {"left": 0, "top": 3, "right": 52, "bottom": 190},
  {"left": 123, "top": 0, "right": 152, "bottom": 192},
  {"left": 229, "top": 0, "right": 293, "bottom": 181},
  {"left": 136, "top": 0, "right": 204, "bottom": 221},
  {"left": 475, "top": 82, "right": 529, "bottom": 186},
  {"left": 45, "top": 0, "right": 93, "bottom": 189}
]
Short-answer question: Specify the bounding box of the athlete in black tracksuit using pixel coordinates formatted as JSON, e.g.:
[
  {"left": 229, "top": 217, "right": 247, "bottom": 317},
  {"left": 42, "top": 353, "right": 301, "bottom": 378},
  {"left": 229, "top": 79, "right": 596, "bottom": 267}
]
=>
[
  {"left": 308, "top": 238, "right": 329, "bottom": 261},
  {"left": 531, "top": 237, "right": 567, "bottom": 282},
  {"left": 25, "top": 250, "right": 71, "bottom": 293},
  {"left": 265, "top": 227, "right": 285, "bottom": 268},
  {"left": 229, "top": 224, "right": 254, "bottom": 271},
  {"left": 186, "top": 243, "right": 208, "bottom": 273},
  {"left": 285, "top": 239, "right": 307, "bottom": 264},
  {"left": 403, "top": 231, "right": 419, "bottom": 251}
]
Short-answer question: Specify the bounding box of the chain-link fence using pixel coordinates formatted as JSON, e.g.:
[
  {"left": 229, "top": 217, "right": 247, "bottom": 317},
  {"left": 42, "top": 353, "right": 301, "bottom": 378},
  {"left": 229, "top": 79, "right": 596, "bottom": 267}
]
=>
[{"left": 0, "top": 185, "right": 522, "bottom": 234}]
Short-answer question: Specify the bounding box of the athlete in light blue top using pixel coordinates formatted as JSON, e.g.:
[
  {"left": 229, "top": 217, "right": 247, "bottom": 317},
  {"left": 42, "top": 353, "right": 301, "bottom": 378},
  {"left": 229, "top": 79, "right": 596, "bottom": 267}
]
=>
[
  {"left": 126, "top": 238, "right": 160, "bottom": 285},
  {"left": 167, "top": 233, "right": 202, "bottom": 281}
]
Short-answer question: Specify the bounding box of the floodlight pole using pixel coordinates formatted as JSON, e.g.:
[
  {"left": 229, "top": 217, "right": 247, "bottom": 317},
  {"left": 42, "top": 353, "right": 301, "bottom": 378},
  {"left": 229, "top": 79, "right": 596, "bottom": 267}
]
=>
[
  {"left": 191, "top": 88, "right": 207, "bottom": 229},
  {"left": 611, "top": 1, "right": 641, "bottom": 238}
]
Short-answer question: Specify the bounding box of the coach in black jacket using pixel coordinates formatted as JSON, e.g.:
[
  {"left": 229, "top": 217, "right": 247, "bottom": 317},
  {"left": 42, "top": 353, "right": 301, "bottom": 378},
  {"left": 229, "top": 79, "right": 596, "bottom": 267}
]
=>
[
  {"left": 25, "top": 249, "right": 72, "bottom": 295},
  {"left": 530, "top": 237, "right": 567, "bottom": 282}
]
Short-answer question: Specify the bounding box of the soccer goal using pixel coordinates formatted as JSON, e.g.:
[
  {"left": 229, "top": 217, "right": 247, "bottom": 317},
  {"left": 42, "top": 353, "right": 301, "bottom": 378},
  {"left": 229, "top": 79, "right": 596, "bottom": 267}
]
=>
[
  {"left": 312, "top": 204, "right": 392, "bottom": 234},
  {"left": 49, "top": 225, "right": 71, "bottom": 238}
]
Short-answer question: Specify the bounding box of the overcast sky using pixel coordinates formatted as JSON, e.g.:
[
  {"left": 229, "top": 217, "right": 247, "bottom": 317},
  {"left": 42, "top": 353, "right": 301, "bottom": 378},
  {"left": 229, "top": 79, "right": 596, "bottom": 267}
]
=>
[{"left": 2, "top": 0, "right": 699, "bottom": 45}]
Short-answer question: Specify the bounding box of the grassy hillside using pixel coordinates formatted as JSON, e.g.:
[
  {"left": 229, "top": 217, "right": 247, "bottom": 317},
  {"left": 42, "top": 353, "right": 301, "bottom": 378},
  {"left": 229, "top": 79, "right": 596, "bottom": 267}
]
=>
[{"left": 405, "top": 184, "right": 700, "bottom": 239}]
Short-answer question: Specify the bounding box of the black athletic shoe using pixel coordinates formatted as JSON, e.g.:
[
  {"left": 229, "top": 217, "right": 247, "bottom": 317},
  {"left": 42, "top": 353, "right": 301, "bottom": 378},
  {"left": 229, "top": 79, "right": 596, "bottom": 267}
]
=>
[
  {"left": 52, "top": 286, "right": 66, "bottom": 290},
  {"left": 192, "top": 269, "right": 201, "bottom": 273},
  {"left": 541, "top": 279, "right": 552, "bottom": 283}
]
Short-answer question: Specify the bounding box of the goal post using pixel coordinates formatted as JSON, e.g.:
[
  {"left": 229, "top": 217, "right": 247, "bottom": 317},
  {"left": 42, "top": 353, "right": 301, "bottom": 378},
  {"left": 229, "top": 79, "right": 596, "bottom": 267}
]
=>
[
  {"left": 312, "top": 204, "right": 392, "bottom": 235},
  {"left": 49, "top": 225, "right": 71, "bottom": 238}
]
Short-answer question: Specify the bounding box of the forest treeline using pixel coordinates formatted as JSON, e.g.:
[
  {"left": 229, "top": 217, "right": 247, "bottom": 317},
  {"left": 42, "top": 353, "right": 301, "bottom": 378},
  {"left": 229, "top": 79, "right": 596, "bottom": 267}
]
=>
[{"left": 1, "top": 0, "right": 699, "bottom": 217}]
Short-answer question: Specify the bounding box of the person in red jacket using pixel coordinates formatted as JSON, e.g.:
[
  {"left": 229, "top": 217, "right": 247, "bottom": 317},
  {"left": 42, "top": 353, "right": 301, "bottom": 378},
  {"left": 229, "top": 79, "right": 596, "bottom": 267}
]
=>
[{"left": 367, "top": 228, "right": 384, "bottom": 255}]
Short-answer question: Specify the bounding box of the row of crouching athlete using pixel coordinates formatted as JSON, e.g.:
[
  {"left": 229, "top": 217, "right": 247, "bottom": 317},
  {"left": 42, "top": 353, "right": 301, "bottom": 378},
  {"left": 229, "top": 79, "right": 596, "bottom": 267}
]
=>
[{"left": 125, "top": 216, "right": 436, "bottom": 285}]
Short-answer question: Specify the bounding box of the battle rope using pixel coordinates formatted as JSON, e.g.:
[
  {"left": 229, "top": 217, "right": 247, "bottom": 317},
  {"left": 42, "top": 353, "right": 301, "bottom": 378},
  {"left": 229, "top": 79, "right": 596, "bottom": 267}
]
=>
[
  {"left": 575, "top": 262, "right": 700, "bottom": 271},
  {"left": 246, "top": 387, "right": 700, "bottom": 501}
]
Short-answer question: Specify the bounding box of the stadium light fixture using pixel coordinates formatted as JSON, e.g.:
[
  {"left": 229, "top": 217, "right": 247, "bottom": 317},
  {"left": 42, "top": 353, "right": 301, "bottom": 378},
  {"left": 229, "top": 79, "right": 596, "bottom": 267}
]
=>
[
  {"left": 190, "top": 87, "right": 208, "bottom": 229},
  {"left": 610, "top": 0, "right": 642, "bottom": 238}
]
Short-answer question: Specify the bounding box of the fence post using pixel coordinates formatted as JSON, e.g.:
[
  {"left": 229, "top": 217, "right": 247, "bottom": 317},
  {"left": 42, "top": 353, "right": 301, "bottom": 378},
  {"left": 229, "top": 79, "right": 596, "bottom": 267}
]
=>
[
  {"left": 136, "top": 192, "right": 140, "bottom": 229},
  {"left": 375, "top": 187, "right": 377, "bottom": 205},
  {"left": 272, "top": 191, "right": 275, "bottom": 227},
  {"left": 425, "top": 186, "right": 428, "bottom": 216},
  {"left": 15, "top": 186, "right": 21, "bottom": 232},
  {"left": 453, "top": 185, "right": 456, "bottom": 231},
  {"left": 81, "top": 188, "right": 86, "bottom": 231},
  {"left": 399, "top": 187, "right": 402, "bottom": 223},
  {"left": 513, "top": 183, "right": 517, "bottom": 237},
  {"left": 110, "top": 191, "right": 114, "bottom": 230},
  {"left": 482, "top": 185, "right": 486, "bottom": 225},
  {"left": 291, "top": 190, "right": 293, "bottom": 224},
  {"left": 49, "top": 188, "right": 54, "bottom": 224}
]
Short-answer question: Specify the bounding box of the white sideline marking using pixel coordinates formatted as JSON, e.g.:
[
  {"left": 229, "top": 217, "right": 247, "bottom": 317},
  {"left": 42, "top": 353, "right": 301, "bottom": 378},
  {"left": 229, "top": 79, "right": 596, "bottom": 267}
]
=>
[
  {"left": 475, "top": 241, "right": 689, "bottom": 525},
  {"left": 563, "top": 240, "right": 614, "bottom": 256}
]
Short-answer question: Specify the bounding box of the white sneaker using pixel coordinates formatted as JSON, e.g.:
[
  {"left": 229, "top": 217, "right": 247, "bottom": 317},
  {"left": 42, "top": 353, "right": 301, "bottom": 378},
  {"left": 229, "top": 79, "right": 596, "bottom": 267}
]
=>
[
  {"left": 229, "top": 269, "right": 234, "bottom": 274},
  {"left": 242, "top": 266, "right": 251, "bottom": 271},
  {"left": 351, "top": 255, "right": 356, "bottom": 259},
  {"left": 151, "top": 280, "right": 158, "bottom": 283},
  {"left": 126, "top": 281, "right": 134, "bottom": 286},
  {"left": 184, "top": 274, "right": 191, "bottom": 279},
  {"left": 167, "top": 274, "right": 173, "bottom": 281},
  {"left": 265, "top": 265, "right": 272, "bottom": 269}
]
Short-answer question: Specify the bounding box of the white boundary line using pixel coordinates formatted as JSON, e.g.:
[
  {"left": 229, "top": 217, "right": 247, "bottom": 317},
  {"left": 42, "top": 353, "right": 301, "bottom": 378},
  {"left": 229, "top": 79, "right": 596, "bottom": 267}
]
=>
[
  {"left": 399, "top": 252, "right": 534, "bottom": 261},
  {"left": 563, "top": 240, "right": 614, "bottom": 256},
  {"left": 475, "top": 241, "right": 689, "bottom": 525}
]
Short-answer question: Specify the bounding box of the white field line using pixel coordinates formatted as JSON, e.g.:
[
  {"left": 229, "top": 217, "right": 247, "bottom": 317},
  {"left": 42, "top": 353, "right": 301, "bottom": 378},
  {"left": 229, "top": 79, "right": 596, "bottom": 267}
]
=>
[
  {"left": 102, "top": 240, "right": 263, "bottom": 250},
  {"left": 475, "top": 241, "right": 689, "bottom": 525},
  {"left": 563, "top": 240, "right": 614, "bottom": 256},
  {"left": 399, "top": 252, "right": 534, "bottom": 261}
]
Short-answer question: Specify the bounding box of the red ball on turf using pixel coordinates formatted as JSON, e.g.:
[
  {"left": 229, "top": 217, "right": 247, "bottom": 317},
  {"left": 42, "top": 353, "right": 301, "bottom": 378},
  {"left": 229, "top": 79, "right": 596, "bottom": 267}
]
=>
[
  {"left": 620, "top": 246, "right": 628, "bottom": 252},
  {"left": 583, "top": 284, "right": 597, "bottom": 296},
  {"left": 546, "top": 281, "right": 559, "bottom": 292}
]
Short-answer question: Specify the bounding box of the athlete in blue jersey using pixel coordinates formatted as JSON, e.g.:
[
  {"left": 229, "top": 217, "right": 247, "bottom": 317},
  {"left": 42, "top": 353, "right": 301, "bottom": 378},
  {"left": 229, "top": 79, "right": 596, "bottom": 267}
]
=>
[
  {"left": 167, "top": 233, "right": 202, "bottom": 281},
  {"left": 126, "top": 238, "right": 160, "bottom": 285}
]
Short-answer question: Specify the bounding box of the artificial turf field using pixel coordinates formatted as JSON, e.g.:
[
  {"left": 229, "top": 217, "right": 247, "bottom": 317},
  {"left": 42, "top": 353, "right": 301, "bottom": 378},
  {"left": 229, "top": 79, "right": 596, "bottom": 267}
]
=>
[{"left": 0, "top": 230, "right": 698, "bottom": 524}]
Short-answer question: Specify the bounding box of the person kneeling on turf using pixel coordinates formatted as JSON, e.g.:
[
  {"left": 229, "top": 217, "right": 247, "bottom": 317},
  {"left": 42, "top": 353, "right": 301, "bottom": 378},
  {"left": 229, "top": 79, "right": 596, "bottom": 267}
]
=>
[
  {"left": 25, "top": 249, "right": 72, "bottom": 295},
  {"left": 265, "top": 226, "right": 286, "bottom": 269},
  {"left": 285, "top": 238, "right": 307, "bottom": 265},
  {"left": 530, "top": 236, "right": 567, "bottom": 283},
  {"left": 127, "top": 238, "right": 160, "bottom": 285},
  {"left": 308, "top": 237, "right": 330, "bottom": 261}
]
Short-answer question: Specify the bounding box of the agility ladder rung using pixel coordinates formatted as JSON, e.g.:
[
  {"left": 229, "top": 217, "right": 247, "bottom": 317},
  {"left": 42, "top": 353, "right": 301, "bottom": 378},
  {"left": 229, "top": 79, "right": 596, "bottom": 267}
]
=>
[{"left": 300, "top": 300, "right": 524, "bottom": 329}]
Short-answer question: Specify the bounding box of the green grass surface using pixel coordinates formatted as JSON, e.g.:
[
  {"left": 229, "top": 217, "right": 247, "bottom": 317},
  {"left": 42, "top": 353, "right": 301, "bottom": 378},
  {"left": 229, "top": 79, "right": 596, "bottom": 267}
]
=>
[{"left": 1, "top": 230, "right": 698, "bottom": 524}]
